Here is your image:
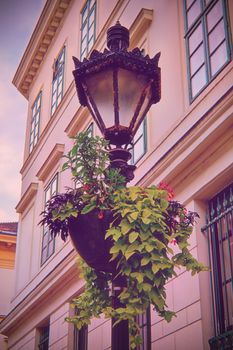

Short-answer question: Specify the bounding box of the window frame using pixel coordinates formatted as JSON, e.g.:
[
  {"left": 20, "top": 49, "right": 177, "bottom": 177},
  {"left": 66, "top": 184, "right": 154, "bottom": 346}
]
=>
[
  {"left": 131, "top": 119, "right": 147, "bottom": 165},
  {"left": 29, "top": 91, "right": 42, "bottom": 154},
  {"left": 184, "top": 0, "right": 232, "bottom": 102},
  {"left": 136, "top": 308, "right": 151, "bottom": 350},
  {"left": 80, "top": 0, "right": 96, "bottom": 61},
  {"left": 38, "top": 324, "right": 50, "bottom": 350},
  {"left": 73, "top": 324, "right": 88, "bottom": 350},
  {"left": 41, "top": 174, "right": 58, "bottom": 266},
  {"left": 202, "top": 183, "right": 233, "bottom": 338},
  {"left": 51, "top": 46, "right": 66, "bottom": 115}
]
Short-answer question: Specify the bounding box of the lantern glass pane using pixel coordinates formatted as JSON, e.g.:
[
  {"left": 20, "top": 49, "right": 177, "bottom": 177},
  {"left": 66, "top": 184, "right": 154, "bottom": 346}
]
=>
[
  {"left": 118, "top": 68, "right": 149, "bottom": 128},
  {"left": 85, "top": 69, "right": 114, "bottom": 128}
]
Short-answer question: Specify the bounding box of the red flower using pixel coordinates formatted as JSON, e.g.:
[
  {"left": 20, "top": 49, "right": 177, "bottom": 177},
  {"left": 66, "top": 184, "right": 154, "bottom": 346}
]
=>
[
  {"left": 158, "top": 182, "right": 175, "bottom": 200},
  {"left": 98, "top": 211, "right": 104, "bottom": 220},
  {"left": 83, "top": 184, "right": 91, "bottom": 192},
  {"left": 171, "top": 239, "right": 177, "bottom": 245}
]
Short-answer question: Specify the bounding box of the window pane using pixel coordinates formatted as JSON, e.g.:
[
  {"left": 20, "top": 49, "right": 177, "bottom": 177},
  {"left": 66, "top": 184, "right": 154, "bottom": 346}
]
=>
[
  {"left": 208, "top": 19, "right": 225, "bottom": 54},
  {"left": 210, "top": 40, "right": 227, "bottom": 76},
  {"left": 82, "top": 23, "right": 88, "bottom": 40},
  {"left": 134, "top": 122, "right": 143, "bottom": 142},
  {"left": 186, "top": 0, "right": 195, "bottom": 9},
  {"left": 82, "top": 5, "right": 88, "bottom": 24},
  {"left": 189, "top": 23, "right": 203, "bottom": 54},
  {"left": 89, "top": 8, "right": 95, "bottom": 26},
  {"left": 88, "top": 22, "right": 94, "bottom": 41},
  {"left": 187, "top": 0, "right": 201, "bottom": 28},
  {"left": 190, "top": 44, "right": 205, "bottom": 75},
  {"left": 80, "top": 1, "right": 96, "bottom": 59},
  {"left": 207, "top": 0, "right": 222, "bottom": 32},
  {"left": 133, "top": 136, "right": 144, "bottom": 163},
  {"left": 191, "top": 65, "right": 207, "bottom": 97}
]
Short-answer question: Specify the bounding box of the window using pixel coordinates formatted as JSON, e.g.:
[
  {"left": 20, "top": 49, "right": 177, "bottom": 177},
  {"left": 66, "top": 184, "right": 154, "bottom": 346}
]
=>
[
  {"left": 51, "top": 47, "right": 65, "bottom": 115},
  {"left": 202, "top": 183, "right": 233, "bottom": 347},
  {"left": 131, "top": 119, "right": 147, "bottom": 165},
  {"left": 29, "top": 92, "right": 41, "bottom": 153},
  {"left": 80, "top": 0, "right": 96, "bottom": 61},
  {"left": 136, "top": 308, "right": 151, "bottom": 350},
  {"left": 41, "top": 174, "right": 58, "bottom": 265},
  {"left": 74, "top": 325, "right": 88, "bottom": 350},
  {"left": 184, "top": 0, "right": 232, "bottom": 100},
  {"left": 86, "top": 122, "right": 94, "bottom": 136},
  {"left": 38, "top": 325, "right": 50, "bottom": 350}
]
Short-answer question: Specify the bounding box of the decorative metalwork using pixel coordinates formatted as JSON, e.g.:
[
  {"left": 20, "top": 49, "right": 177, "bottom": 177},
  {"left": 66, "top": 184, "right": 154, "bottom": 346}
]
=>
[
  {"left": 202, "top": 183, "right": 233, "bottom": 349},
  {"left": 73, "top": 22, "right": 161, "bottom": 183}
]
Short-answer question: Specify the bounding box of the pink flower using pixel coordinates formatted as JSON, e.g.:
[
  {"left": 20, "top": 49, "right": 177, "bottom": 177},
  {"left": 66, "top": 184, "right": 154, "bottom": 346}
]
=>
[
  {"left": 171, "top": 239, "right": 177, "bottom": 245},
  {"left": 82, "top": 184, "right": 91, "bottom": 192},
  {"left": 98, "top": 211, "right": 104, "bottom": 220},
  {"left": 158, "top": 182, "right": 175, "bottom": 200}
]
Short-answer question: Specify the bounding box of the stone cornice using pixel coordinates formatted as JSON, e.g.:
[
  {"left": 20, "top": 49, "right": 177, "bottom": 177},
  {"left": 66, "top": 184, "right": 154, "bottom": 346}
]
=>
[
  {"left": 36, "top": 143, "right": 65, "bottom": 181},
  {"left": 12, "top": 0, "right": 72, "bottom": 99},
  {"left": 16, "top": 183, "right": 38, "bottom": 214}
]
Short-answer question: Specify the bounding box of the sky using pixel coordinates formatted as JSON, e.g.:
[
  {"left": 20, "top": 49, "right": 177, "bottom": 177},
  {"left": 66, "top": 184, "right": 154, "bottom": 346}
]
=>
[{"left": 0, "top": 0, "right": 44, "bottom": 222}]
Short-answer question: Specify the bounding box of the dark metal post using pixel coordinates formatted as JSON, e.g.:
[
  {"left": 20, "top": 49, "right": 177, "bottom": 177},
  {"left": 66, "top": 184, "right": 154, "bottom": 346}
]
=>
[{"left": 111, "top": 275, "right": 129, "bottom": 350}]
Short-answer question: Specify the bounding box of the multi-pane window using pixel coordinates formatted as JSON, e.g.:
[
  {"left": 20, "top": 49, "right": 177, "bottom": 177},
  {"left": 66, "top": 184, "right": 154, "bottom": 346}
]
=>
[
  {"left": 41, "top": 174, "right": 58, "bottom": 265},
  {"left": 29, "top": 92, "right": 41, "bottom": 153},
  {"left": 38, "top": 325, "right": 50, "bottom": 350},
  {"left": 74, "top": 325, "right": 88, "bottom": 350},
  {"left": 202, "top": 183, "right": 233, "bottom": 348},
  {"left": 131, "top": 119, "right": 147, "bottom": 165},
  {"left": 80, "top": 0, "right": 96, "bottom": 61},
  {"left": 51, "top": 47, "right": 65, "bottom": 115},
  {"left": 184, "top": 0, "right": 232, "bottom": 100},
  {"left": 136, "top": 308, "right": 151, "bottom": 350}
]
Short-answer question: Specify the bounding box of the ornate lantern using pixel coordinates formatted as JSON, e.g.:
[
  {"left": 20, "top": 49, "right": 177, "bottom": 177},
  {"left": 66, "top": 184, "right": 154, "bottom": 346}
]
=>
[{"left": 73, "top": 21, "right": 161, "bottom": 182}]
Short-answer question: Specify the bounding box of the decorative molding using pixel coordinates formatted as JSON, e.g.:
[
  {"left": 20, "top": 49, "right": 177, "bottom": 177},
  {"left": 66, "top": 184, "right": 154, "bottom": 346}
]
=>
[
  {"left": 129, "top": 9, "right": 153, "bottom": 49},
  {"left": 65, "top": 105, "right": 91, "bottom": 137},
  {"left": 36, "top": 144, "right": 65, "bottom": 181},
  {"left": 12, "top": 0, "right": 72, "bottom": 98},
  {"left": 16, "top": 183, "right": 38, "bottom": 214}
]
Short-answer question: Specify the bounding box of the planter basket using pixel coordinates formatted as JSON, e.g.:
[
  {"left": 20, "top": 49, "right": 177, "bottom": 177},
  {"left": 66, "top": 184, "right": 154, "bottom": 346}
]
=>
[{"left": 68, "top": 209, "right": 116, "bottom": 272}]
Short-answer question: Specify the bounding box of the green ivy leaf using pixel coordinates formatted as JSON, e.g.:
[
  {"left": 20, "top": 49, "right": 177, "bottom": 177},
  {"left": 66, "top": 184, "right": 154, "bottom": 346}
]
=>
[
  {"left": 141, "top": 256, "right": 151, "bottom": 266},
  {"left": 81, "top": 203, "right": 96, "bottom": 214},
  {"left": 129, "top": 231, "right": 139, "bottom": 243}
]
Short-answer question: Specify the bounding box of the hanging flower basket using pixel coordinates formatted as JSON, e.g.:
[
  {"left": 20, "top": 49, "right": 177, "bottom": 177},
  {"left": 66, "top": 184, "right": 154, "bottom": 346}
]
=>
[{"left": 68, "top": 209, "right": 116, "bottom": 272}]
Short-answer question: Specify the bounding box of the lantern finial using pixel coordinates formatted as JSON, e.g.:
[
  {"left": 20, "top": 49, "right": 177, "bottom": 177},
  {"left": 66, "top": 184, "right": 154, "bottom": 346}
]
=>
[{"left": 107, "top": 21, "right": 129, "bottom": 51}]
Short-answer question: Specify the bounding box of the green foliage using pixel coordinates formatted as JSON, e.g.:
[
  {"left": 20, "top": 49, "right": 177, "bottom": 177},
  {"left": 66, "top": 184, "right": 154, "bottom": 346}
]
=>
[{"left": 41, "top": 132, "right": 208, "bottom": 349}]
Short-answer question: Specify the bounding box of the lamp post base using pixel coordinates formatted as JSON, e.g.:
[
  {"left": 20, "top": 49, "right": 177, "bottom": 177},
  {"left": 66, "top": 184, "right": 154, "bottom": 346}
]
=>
[{"left": 111, "top": 276, "right": 129, "bottom": 350}]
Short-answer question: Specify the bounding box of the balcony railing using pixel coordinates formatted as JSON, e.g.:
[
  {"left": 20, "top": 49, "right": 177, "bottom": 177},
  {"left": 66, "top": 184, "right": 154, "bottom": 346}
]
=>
[{"left": 209, "top": 330, "right": 233, "bottom": 350}]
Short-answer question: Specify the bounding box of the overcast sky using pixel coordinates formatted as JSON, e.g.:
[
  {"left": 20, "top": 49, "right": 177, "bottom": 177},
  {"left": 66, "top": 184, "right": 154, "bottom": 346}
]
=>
[{"left": 0, "top": 0, "right": 44, "bottom": 222}]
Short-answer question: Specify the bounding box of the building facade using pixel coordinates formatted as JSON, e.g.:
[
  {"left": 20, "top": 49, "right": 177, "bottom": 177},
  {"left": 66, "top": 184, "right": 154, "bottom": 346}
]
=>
[
  {"left": 0, "top": 0, "right": 232, "bottom": 349},
  {"left": 0, "top": 222, "right": 17, "bottom": 350}
]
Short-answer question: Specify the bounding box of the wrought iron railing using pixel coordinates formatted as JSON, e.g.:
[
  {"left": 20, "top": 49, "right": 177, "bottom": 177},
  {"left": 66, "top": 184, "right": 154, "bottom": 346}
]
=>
[
  {"left": 209, "top": 330, "right": 233, "bottom": 350},
  {"left": 202, "top": 183, "right": 233, "bottom": 349}
]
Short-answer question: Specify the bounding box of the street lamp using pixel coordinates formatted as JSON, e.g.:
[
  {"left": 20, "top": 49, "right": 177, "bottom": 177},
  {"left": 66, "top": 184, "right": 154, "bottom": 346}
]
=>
[
  {"left": 73, "top": 22, "right": 161, "bottom": 350},
  {"left": 73, "top": 21, "right": 161, "bottom": 183}
]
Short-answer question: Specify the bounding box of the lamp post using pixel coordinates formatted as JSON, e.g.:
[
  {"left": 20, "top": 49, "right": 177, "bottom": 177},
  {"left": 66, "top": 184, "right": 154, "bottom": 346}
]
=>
[{"left": 73, "top": 22, "right": 161, "bottom": 349}]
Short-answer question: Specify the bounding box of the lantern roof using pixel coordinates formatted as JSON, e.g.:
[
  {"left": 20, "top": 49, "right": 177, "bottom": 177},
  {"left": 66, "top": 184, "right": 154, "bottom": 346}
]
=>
[{"left": 73, "top": 44, "right": 161, "bottom": 108}]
